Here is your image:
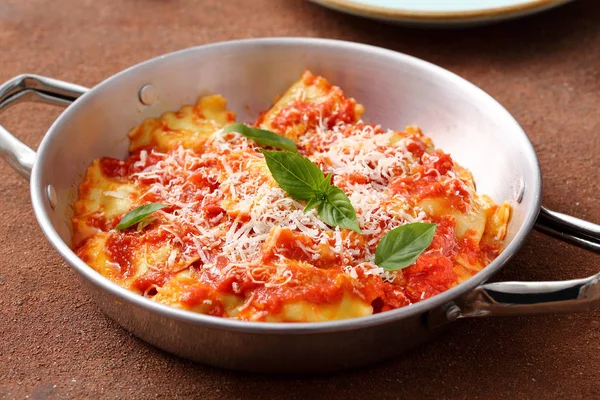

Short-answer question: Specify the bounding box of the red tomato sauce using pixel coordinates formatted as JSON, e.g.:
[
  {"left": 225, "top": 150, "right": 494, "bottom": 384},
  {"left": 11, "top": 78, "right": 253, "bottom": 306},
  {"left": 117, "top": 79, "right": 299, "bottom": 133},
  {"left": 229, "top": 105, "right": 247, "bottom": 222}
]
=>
[
  {"left": 73, "top": 73, "right": 509, "bottom": 322},
  {"left": 270, "top": 97, "right": 358, "bottom": 136},
  {"left": 179, "top": 285, "right": 225, "bottom": 317},
  {"left": 105, "top": 232, "right": 139, "bottom": 279},
  {"left": 83, "top": 213, "right": 120, "bottom": 232},
  {"left": 99, "top": 150, "right": 163, "bottom": 181},
  {"left": 390, "top": 151, "right": 471, "bottom": 213},
  {"left": 174, "top": 217, "right": 462, "bottom": 317},
  {"left": 131, "top": 270, "right": 172, "bottom": 294}
]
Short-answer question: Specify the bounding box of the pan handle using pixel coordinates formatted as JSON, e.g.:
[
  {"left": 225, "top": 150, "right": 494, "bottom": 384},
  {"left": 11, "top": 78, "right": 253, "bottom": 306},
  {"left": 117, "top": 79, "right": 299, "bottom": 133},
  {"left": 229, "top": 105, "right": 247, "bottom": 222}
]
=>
[
  {"left": 431, "top": 208, "right": 599, "bottom": 324},
  {"left": 534, "top": 205, "right": 600, "bottom": 253},
  {"left": 0, "top": 74, "right": 89, "bottom": 181},
  {"left": 449, "top": 272, "right": 600, "bottom": 319}
]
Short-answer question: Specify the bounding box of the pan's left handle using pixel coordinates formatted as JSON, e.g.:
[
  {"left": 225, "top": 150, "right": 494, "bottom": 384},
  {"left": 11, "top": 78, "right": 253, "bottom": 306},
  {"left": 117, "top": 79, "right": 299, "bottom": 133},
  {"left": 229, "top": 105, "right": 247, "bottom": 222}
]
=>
[{"left": 0, "top": 74, "right": 89, "bottom": 181}]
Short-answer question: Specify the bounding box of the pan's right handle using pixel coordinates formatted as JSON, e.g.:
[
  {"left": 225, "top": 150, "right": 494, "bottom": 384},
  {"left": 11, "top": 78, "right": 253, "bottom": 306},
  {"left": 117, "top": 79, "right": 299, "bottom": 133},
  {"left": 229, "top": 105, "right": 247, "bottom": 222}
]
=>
[
  {"left": 535, "top": 205, "right": 600, "bottom": 253},
  {"left": 454, "top": 272, "right": 599, "bottom": 318},
  {"left": 0, "top": 74, "right": 89, "bottom": 181},
  {"left": 451, "top": 207, "right": 600, "bottom": 319},
  {"left": 426, "top": 272, "right": 599, "bottom": 328},
  {"left": 428, "top": 207, "right": 599, "bottom": 327}
]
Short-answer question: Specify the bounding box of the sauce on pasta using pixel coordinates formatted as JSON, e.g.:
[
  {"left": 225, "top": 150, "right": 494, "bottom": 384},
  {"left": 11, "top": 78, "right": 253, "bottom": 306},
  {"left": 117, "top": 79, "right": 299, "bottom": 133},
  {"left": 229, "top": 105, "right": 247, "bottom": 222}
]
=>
[{"left": 72, "top": 71, "right": 510, "bottom": 322}]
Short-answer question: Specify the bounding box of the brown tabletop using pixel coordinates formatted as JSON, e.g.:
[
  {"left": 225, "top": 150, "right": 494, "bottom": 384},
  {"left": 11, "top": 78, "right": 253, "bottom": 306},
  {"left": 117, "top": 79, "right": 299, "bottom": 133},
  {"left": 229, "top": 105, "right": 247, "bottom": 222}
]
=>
[{"left": 1, "top": 0, "right": 599, "bottom": 398}]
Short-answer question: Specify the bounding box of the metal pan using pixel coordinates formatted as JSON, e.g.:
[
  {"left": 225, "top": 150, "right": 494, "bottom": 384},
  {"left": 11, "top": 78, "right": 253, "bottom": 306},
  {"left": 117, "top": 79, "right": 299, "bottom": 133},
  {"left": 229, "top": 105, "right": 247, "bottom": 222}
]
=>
[{"left": 0, "top": 38, "right": 598, "bottom": 373}]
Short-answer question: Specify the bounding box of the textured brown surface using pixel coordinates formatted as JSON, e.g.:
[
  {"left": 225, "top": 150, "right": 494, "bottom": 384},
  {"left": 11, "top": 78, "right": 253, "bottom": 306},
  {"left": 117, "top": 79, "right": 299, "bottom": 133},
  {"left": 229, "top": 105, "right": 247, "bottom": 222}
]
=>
[{"left": 1, "top": 0, "right": 599, "bottom": 398}]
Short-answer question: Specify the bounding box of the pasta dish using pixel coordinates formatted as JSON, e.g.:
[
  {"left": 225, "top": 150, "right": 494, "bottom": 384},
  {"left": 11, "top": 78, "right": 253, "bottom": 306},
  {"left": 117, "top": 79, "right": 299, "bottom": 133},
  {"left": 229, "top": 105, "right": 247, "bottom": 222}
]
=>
[{"left": 72, "top": 71, "right": 510, "bottom": 322}]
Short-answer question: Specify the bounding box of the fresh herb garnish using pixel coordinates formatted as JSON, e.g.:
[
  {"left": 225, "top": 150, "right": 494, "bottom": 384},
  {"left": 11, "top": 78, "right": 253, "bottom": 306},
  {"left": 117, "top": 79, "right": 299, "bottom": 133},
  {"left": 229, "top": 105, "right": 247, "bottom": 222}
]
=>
[
  {"left": 224, "top": 123, "right": 297, "bottom": 152},
  {"left": 317, "top": 186, "right": 361, "bottom": 233},
  {"left": 115, "top": 203, "right": 166, "bottom": 231},
  {"left": 260, "top": 149, "right": 361, "bottom": 233},
  {"left": 375, "top": 223, "right": 437, "bottom": 271},
  {"left": 260, "top": 150, "right": 327, "bottom": 201}
]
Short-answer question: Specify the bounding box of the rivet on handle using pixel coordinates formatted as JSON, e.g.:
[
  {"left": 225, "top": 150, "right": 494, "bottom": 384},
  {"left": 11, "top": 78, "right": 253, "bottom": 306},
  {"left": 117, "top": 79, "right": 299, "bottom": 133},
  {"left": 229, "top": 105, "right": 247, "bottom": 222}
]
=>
[
  {"left": 445, "top": 304, "right": 462, "bottom": 321},
  {"left": 46, "top": 184, "right": 57, "bottom": 209},
  {"left": 513, "top": 178, "right": 525, "bottom": 203},
  {"left": 138, "top": 84, "right": 159, "bottom": 106}
]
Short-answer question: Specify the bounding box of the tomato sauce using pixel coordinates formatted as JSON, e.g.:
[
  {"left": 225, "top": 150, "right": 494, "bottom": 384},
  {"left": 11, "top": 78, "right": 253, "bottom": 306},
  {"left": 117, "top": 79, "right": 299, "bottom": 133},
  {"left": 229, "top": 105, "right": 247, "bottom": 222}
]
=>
[
  {"left": 105, "top": 232, "right": 138, "bottom": 279},
  {"left": 99, "top": 150, "right": 163, "bottom": 181},
  {"left": 270, "top": 97, "right": 358, "bottom": 136},
  {"left": 131, "top": 270, "right": 172, "bottom": 294},
  {"left": 73, "top": 71, "right": 510, "bottom": 322},
  {"left": 390, "top": 151, "right": 471, "bottom": 213},
  {"left": 100, "top": 157, "right": 129, "bottom": 179},
  {"left": 179, "top": 285, "right": 225, "bottom": 317},
  {"left": 83, "top": 213, "right": 120, "bottom": 232}
]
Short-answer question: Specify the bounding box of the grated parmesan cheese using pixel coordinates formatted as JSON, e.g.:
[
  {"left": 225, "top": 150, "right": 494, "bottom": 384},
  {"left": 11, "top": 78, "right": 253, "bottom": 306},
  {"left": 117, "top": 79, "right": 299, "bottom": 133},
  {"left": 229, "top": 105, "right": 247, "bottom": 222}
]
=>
[{"left": 122, "top": 117, "right": 433, "bottom": 285}]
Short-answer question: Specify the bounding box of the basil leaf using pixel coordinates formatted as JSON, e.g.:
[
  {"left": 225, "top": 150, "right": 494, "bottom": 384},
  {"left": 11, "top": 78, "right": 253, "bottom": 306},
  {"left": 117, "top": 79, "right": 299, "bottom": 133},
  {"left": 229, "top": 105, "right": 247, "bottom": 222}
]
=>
[
  {"left": 304, "top": 196, "right": 322, "bottom": 212},
  {"left": 260, "top": 150, "right": 361, "bottom": 232},
  {"left": 115, "top": 203, "right": 166, "bottom": 231},
  {"left": 260, "top": 150, "right": 325, "bottom": 201},
  {"left": 375, "top": 223, "right": 437, "bottom": 271},
  {"left": 319, "top": 173, "right": 333, "bottom": 192},
  {"left": 224, "top": 123, "right": 297, "bottom": 152},
  {"left": 318, "top": 186, "right": 362, "bottom": 233}
]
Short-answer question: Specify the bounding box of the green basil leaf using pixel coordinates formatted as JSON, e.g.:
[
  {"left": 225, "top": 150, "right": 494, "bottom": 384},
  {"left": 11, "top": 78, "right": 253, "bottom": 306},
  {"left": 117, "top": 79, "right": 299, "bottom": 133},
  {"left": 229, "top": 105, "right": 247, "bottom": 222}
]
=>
[
  {"left": 260, "top": 150, "right": 325, "bottom": 201},
  {"left": 115, "top": 203, "right": 166, "bottom": 231},
  {"left": 319, "top": 173, "right": 333, "bottom": 192},
  {"left": 375, "top": 223, "right": 437, "bottom": 271},
  {"left": 260, "top": 150, "right": 361, "bottom": 232},
  {"left": 224, "top": 123, "right": 297, "bottom": 152},
  {"left": 304, "top": 196, "right": 322, "bottom": 212},
  {"left": 318, "top": 186, "right": 362, "bottom": 233}
]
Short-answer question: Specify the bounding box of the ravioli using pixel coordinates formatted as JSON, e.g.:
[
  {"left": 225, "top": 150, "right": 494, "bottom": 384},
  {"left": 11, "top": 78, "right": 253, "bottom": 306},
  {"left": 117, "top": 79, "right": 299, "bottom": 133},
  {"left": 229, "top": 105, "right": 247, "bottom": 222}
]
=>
[{"left": 72, "top": 71, "right": 510, "bottom": 322}]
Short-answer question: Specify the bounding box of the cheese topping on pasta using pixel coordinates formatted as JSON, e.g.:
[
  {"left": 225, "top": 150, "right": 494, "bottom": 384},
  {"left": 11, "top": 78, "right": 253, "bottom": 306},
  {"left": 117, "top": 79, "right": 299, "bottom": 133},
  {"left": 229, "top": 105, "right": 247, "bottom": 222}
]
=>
[{"left": 72, "top": 71, "right": 511, "bottom": 322}]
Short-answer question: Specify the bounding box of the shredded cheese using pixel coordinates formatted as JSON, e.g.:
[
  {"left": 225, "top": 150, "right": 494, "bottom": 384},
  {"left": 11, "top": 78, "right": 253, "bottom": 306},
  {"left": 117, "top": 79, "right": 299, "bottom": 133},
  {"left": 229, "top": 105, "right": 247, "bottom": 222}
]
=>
[
  {"left": 118, "top": 115, "right": 434, "bottom": 286},
  {"left": 72, "top": 73, "right": 511, "bottom": 322}
]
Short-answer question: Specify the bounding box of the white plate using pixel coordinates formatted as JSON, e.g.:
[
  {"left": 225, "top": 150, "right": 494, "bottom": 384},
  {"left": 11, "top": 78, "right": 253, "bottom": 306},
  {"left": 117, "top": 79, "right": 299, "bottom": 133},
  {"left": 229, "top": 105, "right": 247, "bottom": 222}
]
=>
[{"left": 310, "top": 0, "right": 575, "bottom": 26}]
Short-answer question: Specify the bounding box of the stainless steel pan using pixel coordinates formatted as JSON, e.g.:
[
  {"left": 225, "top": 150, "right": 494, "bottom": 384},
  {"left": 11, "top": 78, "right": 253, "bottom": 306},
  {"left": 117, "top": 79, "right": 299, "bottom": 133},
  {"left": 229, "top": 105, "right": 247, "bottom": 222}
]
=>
[{"left": 1, "top": 38, "right": 598, "bottom": 373}]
